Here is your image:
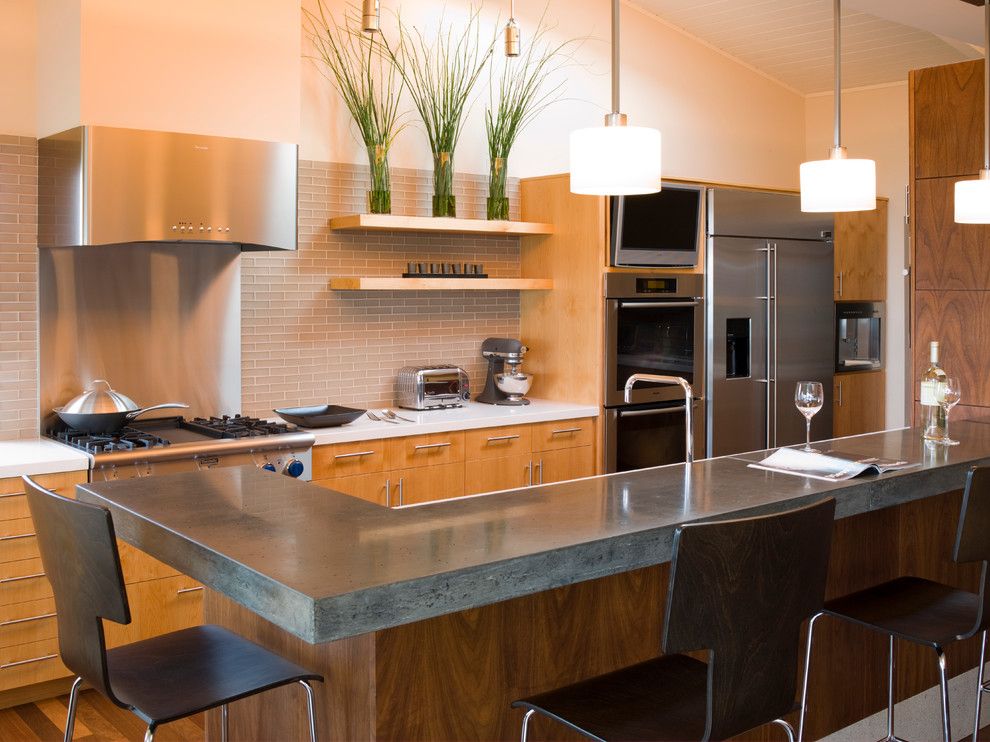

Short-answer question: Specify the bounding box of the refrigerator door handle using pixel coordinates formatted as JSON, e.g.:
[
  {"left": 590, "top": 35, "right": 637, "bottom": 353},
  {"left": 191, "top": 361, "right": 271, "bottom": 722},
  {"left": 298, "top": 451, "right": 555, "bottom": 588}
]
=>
[{"left": 765, "top": 240, "right": 773, "bottom": 449}]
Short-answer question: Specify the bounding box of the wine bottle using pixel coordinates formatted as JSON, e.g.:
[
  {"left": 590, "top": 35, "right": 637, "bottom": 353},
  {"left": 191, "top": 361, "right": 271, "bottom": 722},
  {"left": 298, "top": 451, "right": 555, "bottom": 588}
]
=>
[{"left": 920, "top": 341, "right": 947, "bottom": 441}]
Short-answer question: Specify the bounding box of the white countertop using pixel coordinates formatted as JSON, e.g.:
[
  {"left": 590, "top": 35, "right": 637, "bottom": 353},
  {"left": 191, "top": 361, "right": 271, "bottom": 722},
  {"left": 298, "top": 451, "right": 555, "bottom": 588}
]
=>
[
  {"left": 0, "top": 438, "right": 92, "bottom": 479},
  {"left": 298, "top": 400, "right": 600, "bottom": 446}
]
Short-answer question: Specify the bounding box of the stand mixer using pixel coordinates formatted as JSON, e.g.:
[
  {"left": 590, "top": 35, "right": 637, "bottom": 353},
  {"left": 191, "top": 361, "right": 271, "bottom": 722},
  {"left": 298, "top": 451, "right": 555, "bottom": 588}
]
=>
[{"left": 477, "top": 337, "right": 532, "bottom": 405}]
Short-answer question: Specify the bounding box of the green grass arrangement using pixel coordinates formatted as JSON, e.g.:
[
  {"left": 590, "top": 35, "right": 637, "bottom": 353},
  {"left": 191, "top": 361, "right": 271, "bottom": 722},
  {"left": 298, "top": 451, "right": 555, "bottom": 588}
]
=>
[
  {"left": 485, "top": 11, "right": 578, "bottom": 220},
  {"left": 384, "top": 7, "right": 497, "bottom": 217},
  {"left": 304, "top": 1, "right": 406, "bottom": 214}
]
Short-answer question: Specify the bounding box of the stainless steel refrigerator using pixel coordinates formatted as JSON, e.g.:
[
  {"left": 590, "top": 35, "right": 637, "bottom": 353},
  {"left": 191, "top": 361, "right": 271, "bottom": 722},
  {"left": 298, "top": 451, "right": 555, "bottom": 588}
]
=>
[{"left": 706, "top": 188, "right": 834, "bottom": 456}]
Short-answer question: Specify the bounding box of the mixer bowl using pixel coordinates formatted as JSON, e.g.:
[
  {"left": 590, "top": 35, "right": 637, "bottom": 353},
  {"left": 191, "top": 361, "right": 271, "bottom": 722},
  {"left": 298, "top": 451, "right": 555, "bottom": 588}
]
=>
[{"left": 495, "top": 372, "right": 532, "bottom": 399}]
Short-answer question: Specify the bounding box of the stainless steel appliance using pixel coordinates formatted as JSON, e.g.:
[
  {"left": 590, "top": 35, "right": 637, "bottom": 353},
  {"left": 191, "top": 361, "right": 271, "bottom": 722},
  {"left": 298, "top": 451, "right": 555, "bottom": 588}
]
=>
[
  {"left": 836, "top": 302, "right": 883, "bottom": 372},
  {"left": 477, "top": 338, "right": 532, "bottom": 406},
  {"left": 38, "top": 126, "right": 298, "bottom": 251},
  {"left": 603, "top": 273, "right": 706, "bottom": 472},
  {"left": 706, "top": 188, "right": 835, "bottom": 457},
  {"left": 609, "top": 183, "right": 705, "bottom": 268},
  {"left": 52, "top": 415, "right": 315, "bottom": 482},
  {"left": 396, "top": 365, "right": 471, "bottom": 410}
]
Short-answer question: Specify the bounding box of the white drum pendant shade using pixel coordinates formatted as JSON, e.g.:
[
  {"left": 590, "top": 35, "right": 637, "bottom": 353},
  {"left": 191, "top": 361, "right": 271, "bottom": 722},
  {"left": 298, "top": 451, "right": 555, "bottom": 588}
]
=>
[
  {"left": 570, "top": 126, "right": 662, "bottom": 196},
  {"left": 799, "top": 156, "right": 876, "bottom": 212},
  {"left": 955, "top": 176, "right": 990, "bottom": 223}
]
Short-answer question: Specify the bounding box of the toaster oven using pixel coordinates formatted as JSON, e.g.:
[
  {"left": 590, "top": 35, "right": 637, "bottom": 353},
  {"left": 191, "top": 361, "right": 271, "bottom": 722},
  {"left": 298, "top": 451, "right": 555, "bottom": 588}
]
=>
[{"left": 396, "top": 365, "right": 471, "bottom": 410}]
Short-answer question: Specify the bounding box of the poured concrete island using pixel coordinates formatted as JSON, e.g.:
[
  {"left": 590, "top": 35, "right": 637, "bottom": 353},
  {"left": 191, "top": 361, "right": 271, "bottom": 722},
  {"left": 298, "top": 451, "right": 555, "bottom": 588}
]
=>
[{"left": 77, "top": 423, "right": 990, "bottom": 742}]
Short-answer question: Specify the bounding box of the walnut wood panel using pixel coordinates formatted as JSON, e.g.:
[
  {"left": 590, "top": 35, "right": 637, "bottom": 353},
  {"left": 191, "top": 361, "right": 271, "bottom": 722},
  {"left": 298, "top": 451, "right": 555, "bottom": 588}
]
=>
[
  {"left": 520, "top": 176, "right": 605, "bottom": 408},
  {"left": 914, "top": 291, "right": 990, "bottom": 407},
  {"left": 312, "top": 472, "right": 389, "bottom": 506},
  {"left": 0, "top": 472, "right": 86, "bottom": 521},
  {"left": 311, "top": 440, "right": 386, "bottom": 480},
  {"left": 531, "top": 418, "right": 595, "bottom": 452},
  {"left": 463, "top": 425, "right": 533, "bottom": 461},
  {"left": 915, "top": 176, "right": 990, "bottom": 290},
  {"left": 535, "top": 446, "right": 595, "bottom": 486},
  {"left": 912, "top": 60, "right": 984, "bottom": 179},
  {"left": 385, "top": 432, "right": 465, "bottom": 471},
  {"left": 464, "top": 453, "right": 534, "bottom": 495},
  {"left": 834, "top": 200, "right": 887, "bottom": 301},
  {"left": 833, "top": 371, "right": 886, "bottom": 437},
  {"left": 392, "top": 463, "right": 464, "bottom": 506},
  {"left": 0, "top": 597, "right": 57, "bottom": 648}
]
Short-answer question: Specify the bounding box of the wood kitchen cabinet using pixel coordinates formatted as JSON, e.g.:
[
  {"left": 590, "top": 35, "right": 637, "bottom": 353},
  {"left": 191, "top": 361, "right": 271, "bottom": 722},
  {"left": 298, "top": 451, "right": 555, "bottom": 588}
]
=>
[
  {"left": 833, "top": 371, "right": 886, "bottom": 437},
  {"left": 834, "top": 199, "right": 887, "bottom": 301},
  {"left": 390, "top": 463, "right": 465, "bottom": 506},
  {"left": 464, "top": 453, "right": 534, "bottom": 496},
  {"left": 536, "top": 447, "right": 596, "bottom": 485}
]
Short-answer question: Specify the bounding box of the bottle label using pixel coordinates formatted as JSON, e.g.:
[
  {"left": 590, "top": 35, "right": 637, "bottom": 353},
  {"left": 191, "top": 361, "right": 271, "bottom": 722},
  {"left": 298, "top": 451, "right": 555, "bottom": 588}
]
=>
[{"left": 920, "top": 380, "right": 942, "bottom": 406}]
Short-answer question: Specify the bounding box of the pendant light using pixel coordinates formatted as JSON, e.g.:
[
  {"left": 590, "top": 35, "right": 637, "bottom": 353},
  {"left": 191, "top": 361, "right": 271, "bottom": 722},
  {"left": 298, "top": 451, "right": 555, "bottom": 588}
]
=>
[
  {"left": 955, "top": 0, "right": 990, "bottom": 223},
  {"left": 504, "top": 0, "right": 520, "bottom": 57},
  {"left": 362, "top": 0, "right": 380, "bottom": 34},
  {"left": 799, "top": 0, "right": 876, "bottom": 212},
  {"left": 569, "top": 0, "right": 662, "bottom": 195}
]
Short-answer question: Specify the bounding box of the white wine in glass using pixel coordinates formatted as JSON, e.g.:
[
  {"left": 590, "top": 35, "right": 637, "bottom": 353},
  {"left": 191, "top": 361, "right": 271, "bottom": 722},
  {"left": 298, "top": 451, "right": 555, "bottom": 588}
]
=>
[
  {"left": 794, "top": 381, "right": 824, "bottom": 452},
  {"left": 938, "top": 377, "right": 962, "bottom": 446}
]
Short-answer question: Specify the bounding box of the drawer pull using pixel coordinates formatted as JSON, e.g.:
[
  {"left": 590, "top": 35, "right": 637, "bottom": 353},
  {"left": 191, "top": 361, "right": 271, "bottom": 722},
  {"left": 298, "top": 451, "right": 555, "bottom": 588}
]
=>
[
  {"left": 0, "top": 532, "right": 35, "bottom": 542},
  {"left": 0, "top": 572, "right": 45, "bottom": 584},
  {"left": 487, "top": 435, "right": 520, "bottom": 443},
  {"left": 334, "top": 450, "right": 376, "bottom": 460},
  {"left": 1, "top": 612, "right": 56, "bottom": 627},
  {"left": 414, "top": 442, "right": 452, "bottom": 450},
  {"left": 551, "top": 427, "right": 582, "bottom": 435},
  {"left": 0, "top": 492, "right": 25, "bottom": 500},
  {"left": 1, "top": 653, "right": 57, "bottom": 669},
  {"left": 177, "top": 586, "right": 204, "bottom": 595}
]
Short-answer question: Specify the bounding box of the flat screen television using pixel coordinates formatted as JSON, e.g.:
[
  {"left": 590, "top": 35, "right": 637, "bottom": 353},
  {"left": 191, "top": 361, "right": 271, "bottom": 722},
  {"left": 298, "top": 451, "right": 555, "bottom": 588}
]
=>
[{"left": 610, "top": 184, "right": 704, "bottom": 267}]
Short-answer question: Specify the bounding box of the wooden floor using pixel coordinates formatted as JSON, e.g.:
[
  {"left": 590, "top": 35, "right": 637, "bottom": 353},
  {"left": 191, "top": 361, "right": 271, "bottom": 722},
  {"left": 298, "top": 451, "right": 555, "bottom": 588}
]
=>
[{"left": 0, "top": 690, "right": 203, "bottom": 741}]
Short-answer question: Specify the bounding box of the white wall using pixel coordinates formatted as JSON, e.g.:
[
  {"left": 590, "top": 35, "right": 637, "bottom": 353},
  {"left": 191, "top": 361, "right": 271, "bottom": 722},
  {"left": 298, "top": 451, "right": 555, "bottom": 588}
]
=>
[
  {"left": 805, "top": 82, "right": 909, "bottom": 429},
  {"left": 0, "top": 0, "right": 37, "bottom": 136}
]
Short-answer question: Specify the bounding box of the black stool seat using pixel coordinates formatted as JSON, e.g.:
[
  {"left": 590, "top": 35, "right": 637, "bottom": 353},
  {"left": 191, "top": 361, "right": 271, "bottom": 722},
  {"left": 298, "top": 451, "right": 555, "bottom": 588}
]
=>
[
  {"left": 824, "top": 575, "right": 981, "bottom": 647},
  {"left": 107, "top": 624, "right": 322, "bottom": 727},
  {"left": 514, "top": 654, "right": 709, "bottom": 742}
]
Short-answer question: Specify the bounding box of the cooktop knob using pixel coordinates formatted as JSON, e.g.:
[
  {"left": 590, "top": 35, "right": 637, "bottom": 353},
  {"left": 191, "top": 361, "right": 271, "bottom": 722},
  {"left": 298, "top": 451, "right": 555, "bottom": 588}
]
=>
[
  {"left": 283, "top": 459, "right": 305, "bottom": 478},
  {"left": 261, "top": 463, "right": 277, "bottom": 473}
]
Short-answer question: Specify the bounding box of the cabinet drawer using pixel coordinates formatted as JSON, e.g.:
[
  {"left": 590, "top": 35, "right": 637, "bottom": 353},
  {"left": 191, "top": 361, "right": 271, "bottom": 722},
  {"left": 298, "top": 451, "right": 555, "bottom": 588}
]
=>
[
  {"left": 392, "top": 463, "right": 464, "bottom": 506},
  {"left": 312, "top": 440, "right": 386, "bottom": 479},
  {"left": 0, "top": 471, "right": 86, "bottom": 513},
  {"left": 0, "top": 598, "right": 57, "bottom": 648},
  {"left": 464, "top": 453, "right": 534, "bottom": 496},
  {"left": 536, "top": 446, "right": 595, "bottom": 485},
  {"left": 464, "top": 426, "right": 532, "bottom": 461},
  {"left": 105, "top": 575, "right": 204, "bottom": 648},
  {"left": 313, "top": 473, "right": 389, "bottom": 506},
  {"left": 386, "top": 433, "right": 465, "bottom": 470},
  {"left": 118, "top": 541, "right": 181, "bottom": 584},
  {"left": 0, "top": 519, "right": 38, "bottom": 564},
  {"left": 531, "top": 419, "right": 595, "bottom": 452},
  {"left": 0, "top": 559, "right": 51, "bottom": 605},
  {"left": 0, "top": 637, "right": 70, "bottom": 691}
]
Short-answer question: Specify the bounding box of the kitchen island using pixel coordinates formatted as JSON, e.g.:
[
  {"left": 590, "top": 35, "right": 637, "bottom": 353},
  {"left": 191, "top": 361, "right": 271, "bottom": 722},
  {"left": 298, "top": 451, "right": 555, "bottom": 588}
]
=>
[{"left": 77, "top": 423, "right": 990, "bottom": 741}]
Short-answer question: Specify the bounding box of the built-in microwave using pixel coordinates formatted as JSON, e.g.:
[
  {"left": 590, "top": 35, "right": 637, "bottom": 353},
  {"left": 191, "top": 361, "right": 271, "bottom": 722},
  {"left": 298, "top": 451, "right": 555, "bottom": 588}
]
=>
[{"left": 610, "top": 183, "right": 705, "bottom": 268}]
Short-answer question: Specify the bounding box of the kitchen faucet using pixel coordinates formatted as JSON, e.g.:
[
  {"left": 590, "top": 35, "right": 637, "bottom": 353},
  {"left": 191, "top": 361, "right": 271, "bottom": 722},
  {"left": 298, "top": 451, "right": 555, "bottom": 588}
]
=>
[{"left": 623, "top": 374, "right": 695, "bottom": 463}]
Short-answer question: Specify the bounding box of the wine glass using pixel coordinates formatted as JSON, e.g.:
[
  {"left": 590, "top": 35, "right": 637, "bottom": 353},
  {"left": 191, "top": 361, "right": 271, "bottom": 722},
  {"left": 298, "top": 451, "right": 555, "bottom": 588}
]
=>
[
  {"left": 939, "top": 377, "right": 962, "bottom": 446},
  {"left": 794, "top": 382, "right": 824, "bottom": 452}
]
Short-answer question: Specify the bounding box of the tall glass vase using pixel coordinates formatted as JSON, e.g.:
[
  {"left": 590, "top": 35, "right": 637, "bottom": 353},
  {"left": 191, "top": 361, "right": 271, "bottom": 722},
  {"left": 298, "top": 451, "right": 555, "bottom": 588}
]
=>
[
  {"left": 432, "top": 151, "right": 456, "bottom": 217},
  {"left": 366, "top": 144, "right": 391, "bottom": 215},
  {"left": 487, "top": 156, "right": 509, "bottom": 220}
]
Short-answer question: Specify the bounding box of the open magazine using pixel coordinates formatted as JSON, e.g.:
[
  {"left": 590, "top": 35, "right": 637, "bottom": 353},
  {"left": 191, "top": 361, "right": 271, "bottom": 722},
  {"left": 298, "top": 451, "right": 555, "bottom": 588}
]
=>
[{"left": 747, "top": 447, "right": 917, "bottom": 481}]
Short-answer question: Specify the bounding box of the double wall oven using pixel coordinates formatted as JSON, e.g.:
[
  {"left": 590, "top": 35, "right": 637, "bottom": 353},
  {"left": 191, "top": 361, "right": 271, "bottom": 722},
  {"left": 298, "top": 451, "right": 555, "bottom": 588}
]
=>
[{"left": 604, "top": 273, "right": 706, "bottom": 473}]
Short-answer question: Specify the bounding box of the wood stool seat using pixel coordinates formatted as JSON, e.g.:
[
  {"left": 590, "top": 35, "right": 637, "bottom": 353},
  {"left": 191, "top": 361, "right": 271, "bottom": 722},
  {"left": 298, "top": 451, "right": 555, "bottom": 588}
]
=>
[
  {"left": 824, "top": 575, "right": 981, "bottom": 647},
  {"left": 106, "top": 624, "right": 322, "bottom": 727}
]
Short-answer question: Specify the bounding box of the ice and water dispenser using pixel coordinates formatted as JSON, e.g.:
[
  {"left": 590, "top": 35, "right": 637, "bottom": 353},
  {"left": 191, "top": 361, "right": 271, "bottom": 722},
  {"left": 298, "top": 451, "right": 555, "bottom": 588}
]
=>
[
  {"left": 725, "top": 318, "right": 751, "bottom": 379},
  {"left": 835, "top": 302, "right": 883, "bottom": 371}
]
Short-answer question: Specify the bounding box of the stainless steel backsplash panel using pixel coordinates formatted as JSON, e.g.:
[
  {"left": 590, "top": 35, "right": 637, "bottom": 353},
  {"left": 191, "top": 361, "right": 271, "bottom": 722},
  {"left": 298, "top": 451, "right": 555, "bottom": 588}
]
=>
[{"left": 40, "top": 244, "right": 241, "bottom": 432}]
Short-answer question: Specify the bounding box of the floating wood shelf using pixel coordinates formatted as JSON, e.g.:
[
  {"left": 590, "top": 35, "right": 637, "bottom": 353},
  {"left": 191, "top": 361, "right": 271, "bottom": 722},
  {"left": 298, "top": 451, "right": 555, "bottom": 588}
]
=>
[
  {"left": 328, "top": 213, "right": 555, "bottom": 236},
  {"left": 329, "top": 277, "right": 554, "bottom": 291}
]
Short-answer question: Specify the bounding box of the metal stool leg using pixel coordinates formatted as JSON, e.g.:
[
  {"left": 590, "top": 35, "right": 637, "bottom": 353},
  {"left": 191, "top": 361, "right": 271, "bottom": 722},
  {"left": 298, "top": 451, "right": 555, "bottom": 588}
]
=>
[
  {"left": 975, "top": 630, "right": 987, "bottom": 742},
  {"left": 299, "top": 679, "right": 318, "bottom": 742},
  {"left": 520, "top": 709, "right": 536, "bottom": 742},
  {"left": 883, "top": 635, "right": 906, "bottom": 742},
  {"left": 797, "top": 611, "right": 823, "bottom": 742},
  {"left": 143, "top": 726, "right": 155, "bottom": 742},
  {"left": 221, "top": 703, "right": 229, "bottom": 742},
  {"left": 771, "top": 717, "right": 796, "bottom": 742},
  {"left": 63, "top": 676, "right": 83, "bottom": 742},
  {"left": 936, "top": 645, "right": 952, "bottom": 742}
]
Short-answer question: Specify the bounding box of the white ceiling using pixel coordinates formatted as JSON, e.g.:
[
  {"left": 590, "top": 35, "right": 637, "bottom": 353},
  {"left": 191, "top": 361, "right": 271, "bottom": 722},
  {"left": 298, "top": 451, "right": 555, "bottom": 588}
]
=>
[{"left": 629, "top": 0, "right": 983, "bottom": 95}]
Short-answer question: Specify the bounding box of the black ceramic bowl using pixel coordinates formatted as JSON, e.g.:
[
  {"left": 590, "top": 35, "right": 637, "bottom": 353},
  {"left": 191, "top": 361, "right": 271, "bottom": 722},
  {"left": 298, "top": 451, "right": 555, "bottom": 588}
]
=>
[{"left": 273, "top": 405, "right": 365, "bottom": 428}]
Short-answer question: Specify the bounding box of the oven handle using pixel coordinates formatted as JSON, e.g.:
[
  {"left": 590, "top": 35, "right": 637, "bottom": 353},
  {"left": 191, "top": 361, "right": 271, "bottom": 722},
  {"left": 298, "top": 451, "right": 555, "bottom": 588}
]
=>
[
  {"left": 617, "top": 301, "right": 700, "bottom": 309},
  {"left": 616, "top": 401, "right": 702, "bottom": 418}
]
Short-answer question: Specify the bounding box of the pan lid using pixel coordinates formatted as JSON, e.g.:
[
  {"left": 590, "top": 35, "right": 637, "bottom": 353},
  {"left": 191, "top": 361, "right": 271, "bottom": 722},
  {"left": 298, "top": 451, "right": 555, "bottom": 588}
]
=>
[{"left": 60, "top": 379, "right": 141, "bottom": 414}]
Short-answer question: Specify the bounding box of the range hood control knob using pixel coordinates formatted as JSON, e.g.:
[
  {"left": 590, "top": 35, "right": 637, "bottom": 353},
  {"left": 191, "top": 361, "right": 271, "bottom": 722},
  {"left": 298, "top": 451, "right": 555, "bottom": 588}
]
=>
[
  {"left": 261, "top": 463, "right": 277, "bottom": 473},
  {"left": 283, "top": 459, "right": 305, "bottom": 478}
]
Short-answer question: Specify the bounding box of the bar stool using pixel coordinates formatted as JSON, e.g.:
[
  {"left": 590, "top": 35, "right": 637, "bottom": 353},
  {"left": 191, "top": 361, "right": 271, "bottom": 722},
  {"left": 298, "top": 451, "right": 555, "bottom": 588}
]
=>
[
  {"left": 799, "top": 465, "right": 990, "bottom": 742},
  {"left": 512, "top": 497, "right": 837, "bottom": 742},
  {"left": 22, "top": 475, "right": 324, "bottom": 742}
]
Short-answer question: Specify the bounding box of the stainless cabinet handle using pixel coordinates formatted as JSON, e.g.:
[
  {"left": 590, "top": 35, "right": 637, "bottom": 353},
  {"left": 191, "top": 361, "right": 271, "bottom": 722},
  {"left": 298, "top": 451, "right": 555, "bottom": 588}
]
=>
[
  {"left": 837, "top": 382, "right": 843, "bottom": 407},
  {"left": 537, "top": 459, "right": 543, "bottom": 485},
  {"left": 0, "top": 572, "right": 45, "bottom": 584},
  {"left": 398, "top": 478, "right": 404, "bottom": 506},
  {"left": 837, "top": 271, "right": 843, "bottom": 297},
  {"left": 1, "top": 612, "right": 56, "bottom": 627},
  {"left": 385, "top": 478, "right": 391, "bottom": 507},
  {"left": 1, "top": 653, "right": 57, "bottom": 669},
  {"left": 414, "top": 442, "right": 452, "bottom": 450},
  {"left": 177, "top": 586, "right": 204, "bottom": 595},
  {"left": 0, "top": 492, "right": 26, "bottom": 499},
  {"left": 618, "top": 301, "right": 700, "bottom": 309},
  {"left": 526, "top": 462, "right": 533, "bottom": 486},
  {"left": 551, "top": 427, "right": 582, "bottom": 435},
  {"left": 333, "top": 450, "right": 376, "bottom": 459},
  {"left": 487, "top": 435, "right": 520, "bottom": 442},
  {"left": 0, "top": 533, "right": 35, "bottom": 542}
]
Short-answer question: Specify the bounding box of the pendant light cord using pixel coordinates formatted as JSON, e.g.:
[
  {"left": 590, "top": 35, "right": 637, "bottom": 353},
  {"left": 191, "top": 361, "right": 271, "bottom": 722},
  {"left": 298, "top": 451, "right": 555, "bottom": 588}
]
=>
[
  {"left": 833, "top": 0, "right": 841, "bottom": 150},
  {"left": 612, "top": 0, "right": 621, "bottom": 115}
]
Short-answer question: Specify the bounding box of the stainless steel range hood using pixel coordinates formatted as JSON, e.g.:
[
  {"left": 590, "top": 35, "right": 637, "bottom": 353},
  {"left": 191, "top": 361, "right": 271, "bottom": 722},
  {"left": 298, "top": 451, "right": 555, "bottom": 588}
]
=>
[{"left": 39, "top": 126, "right": 298, "bottom": 251}]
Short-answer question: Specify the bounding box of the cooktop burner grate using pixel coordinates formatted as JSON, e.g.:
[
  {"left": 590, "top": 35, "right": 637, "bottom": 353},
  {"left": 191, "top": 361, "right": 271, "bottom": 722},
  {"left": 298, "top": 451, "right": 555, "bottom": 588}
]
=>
[
  {"left": 181, "top": 415, "right": 298, "bottom": 439},
  {"left": 54, "top": 427, "right": 172, "bottom": 454}
]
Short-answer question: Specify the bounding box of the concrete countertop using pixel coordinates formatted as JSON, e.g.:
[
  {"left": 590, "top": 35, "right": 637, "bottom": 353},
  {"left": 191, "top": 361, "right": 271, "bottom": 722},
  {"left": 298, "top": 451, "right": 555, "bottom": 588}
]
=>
[
  {"left": 291, "top": 399, "right": 600, "bottom": 446},
  {"left": 76, "top": 422, "right": 990, "bottom": 645},
  {"left": 0, "top": 438, "right": 92, "bottom": 478}
]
